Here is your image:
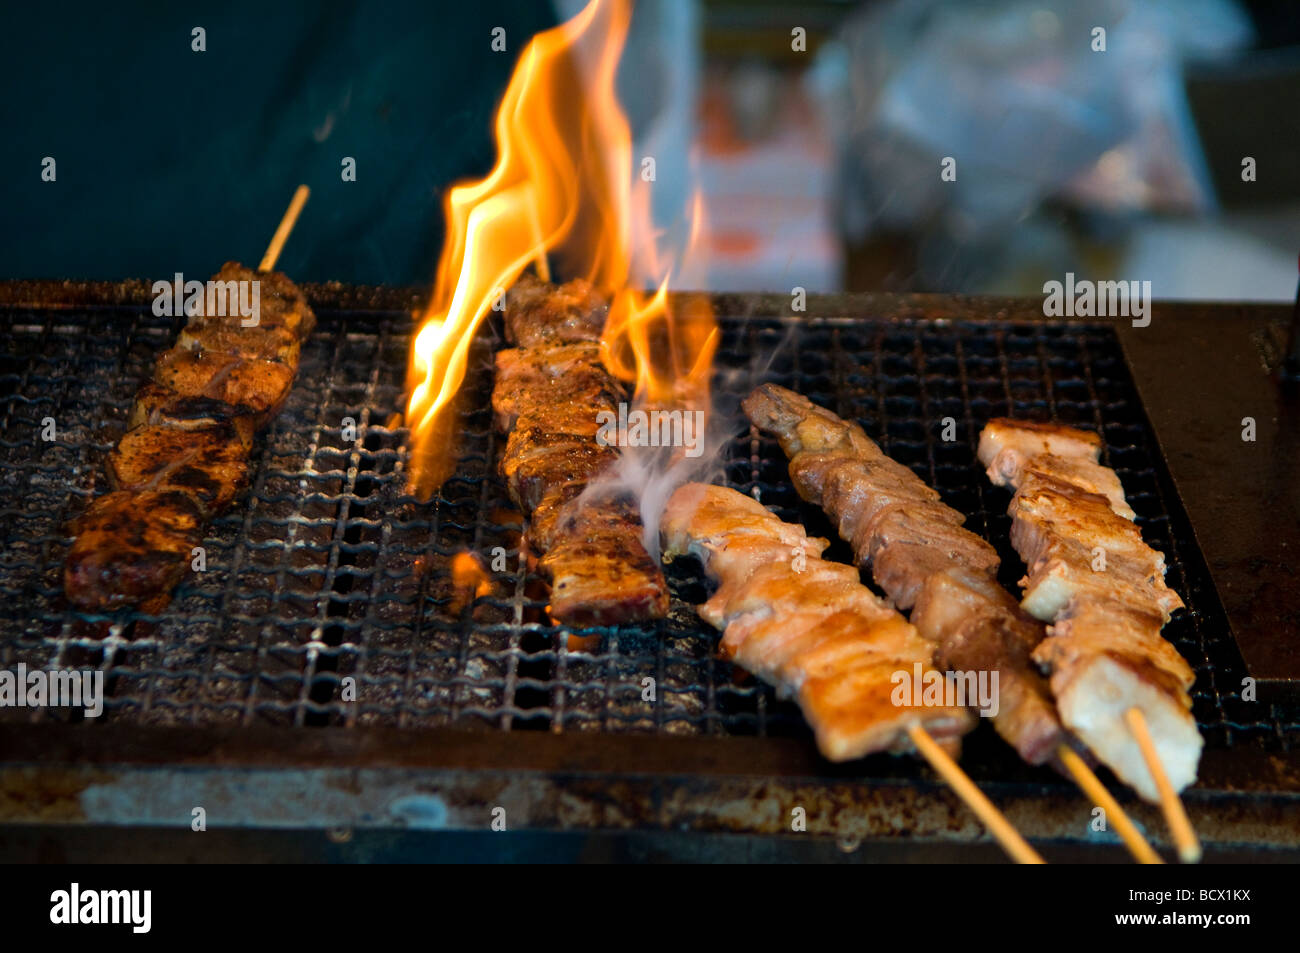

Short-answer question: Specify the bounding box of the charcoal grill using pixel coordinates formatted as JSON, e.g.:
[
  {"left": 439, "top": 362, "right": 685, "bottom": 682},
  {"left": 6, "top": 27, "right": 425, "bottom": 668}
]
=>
[{"left": 1, "top": 280, "right": 1297, "bottom": 862}]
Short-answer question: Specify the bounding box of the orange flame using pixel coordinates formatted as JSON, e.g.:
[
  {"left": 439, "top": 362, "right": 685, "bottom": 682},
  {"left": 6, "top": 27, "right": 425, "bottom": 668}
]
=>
[
  {"left": 406, "top": 0, "right": 716, "bottom": 497},
  {"left": 449, "top": 551, "right": 493, "bottom": 614}
]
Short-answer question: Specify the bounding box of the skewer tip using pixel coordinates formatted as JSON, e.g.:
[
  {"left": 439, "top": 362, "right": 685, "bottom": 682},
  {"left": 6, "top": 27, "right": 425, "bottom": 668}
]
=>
[
  {"left": 259, "top": 184, "right": 311, "bottom": 273},
  {"left": 1057, "top": 744, "right": 1163, "bottom": 865},
  {"left": 1124, "top": 707, "right": 1202, "bottom": 864},
  {"left": 908, "top": 723, "right": 1045, "bottom": 865}
]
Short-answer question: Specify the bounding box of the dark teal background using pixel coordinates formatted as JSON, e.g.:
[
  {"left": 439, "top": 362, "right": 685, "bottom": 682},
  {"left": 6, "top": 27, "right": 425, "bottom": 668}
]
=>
[{"left": 0, "top": 1, "right": 559, "bottom": 284}]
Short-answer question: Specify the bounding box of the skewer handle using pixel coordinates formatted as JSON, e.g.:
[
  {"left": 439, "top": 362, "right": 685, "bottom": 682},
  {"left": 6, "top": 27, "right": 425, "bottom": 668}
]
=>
[
  {"left": 1125, "top": 707, "right": 1202, "bottom": 863},
  {"left": 908, "top": 724, "right": 1045, "bottom": 864},
  {"left": 259, "top": 185, "right": 311, "bottom": 273},
  {"left": 1057, "top": 744, "right": 1162, "bottom": 865}
]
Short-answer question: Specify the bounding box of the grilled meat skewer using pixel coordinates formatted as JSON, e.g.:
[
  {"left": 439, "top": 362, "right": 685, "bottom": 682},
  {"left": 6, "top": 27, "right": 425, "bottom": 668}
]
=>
[
  {"left": 978, "top": 419, "right": 1201, "bottom": 802},
  {"left": 64, "top": 263, "right": 314, "bottom": 612},
  {"left": 662, "top": 482, "right": 974, "bottom": 760},
  {"left": 743, "top": 384, "right": 1068, "bottom": 767},
  {"left": 491, "top": 274, "right": 668, "bottom": 626}
]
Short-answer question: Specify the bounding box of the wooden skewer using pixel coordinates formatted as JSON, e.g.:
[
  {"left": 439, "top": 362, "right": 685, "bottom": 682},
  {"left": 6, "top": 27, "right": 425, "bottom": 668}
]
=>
[
  {"left": 1125, "top": 707, "right": 1202, "bottom": 863},
  {"left": 1057, "top": 744, "right": 1162, "bottom": 864},
  {"left": 907, "top": 724, "right": 1045, "bottom": 864},
  {"left": 259, "top": 184, "right": 311, "bottom": 273}
]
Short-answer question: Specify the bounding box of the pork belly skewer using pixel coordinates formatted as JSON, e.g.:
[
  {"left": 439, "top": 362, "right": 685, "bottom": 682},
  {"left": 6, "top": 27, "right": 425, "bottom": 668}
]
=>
[
  {"left": 979, "top": 419, "right": 1202, "bottom": 862},
  {"left": 663, "top": 482, "right": 1044, "bottom": 864},
  {"left": 490, "top": 275, "right": 668, "bottom": 626},
  {"left": 744, "top": 384, "right": 1161, "bottom": 864},
  {"left": 64, "top": 186, "right": 313, "bottom": 612}
]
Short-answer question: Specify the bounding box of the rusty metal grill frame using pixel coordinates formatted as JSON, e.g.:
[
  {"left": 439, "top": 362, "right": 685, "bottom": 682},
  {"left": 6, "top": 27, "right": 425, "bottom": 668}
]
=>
[{"left": 1, "top": 280, "right": 1297, "bottom": 859}]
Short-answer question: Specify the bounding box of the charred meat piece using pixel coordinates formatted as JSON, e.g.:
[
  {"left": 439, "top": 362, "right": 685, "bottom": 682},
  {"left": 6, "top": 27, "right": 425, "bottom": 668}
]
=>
[
  {"left": 108, "top": 422, "right": 250, "bottom": 515},
  {"left": 663, "top": 483, "right": 974, "bottom": 761},
  {"left": 542, "top": 492, "right": 669, "bottom": 626},
  {"left": 152, "top": 346, "right": 297, "bottom": 426},
  {"left": 64, "top": 490, "right": 206, "bottom": 612},
  {"left": 63, "top": 263, "right": 314, "bottom": 612},
  {"left": 977, "top": 417, "right": 1201, "bottom": 802},
  {"left": 744, "top": 383, "right": 1068, "bottom": 767},
  {"left": 503, "top": 273, "right": 606, "bottom": 348},
  {"left": 489, "top": 276, "right": 668, "bottom": 626},
  {"left": 127, "top": 381, "right": 257, "bottom": 447},
  {"left": 195, "top": 261, "right": 317, "bottom": 338}
]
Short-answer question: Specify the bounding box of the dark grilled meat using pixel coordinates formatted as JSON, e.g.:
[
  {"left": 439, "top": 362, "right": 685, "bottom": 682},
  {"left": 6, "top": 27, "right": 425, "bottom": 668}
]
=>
[
  {"left": 108, "top": 422, "right": 250, "bottom": 515},
  {"left": 151, "top": 348, "right": 297, "bottom": 426},
  {"left": 744, "top": 383, "right": 1068, "bottom": 767},
  {"left": 64, "top": 262, "right": 313, "bottom": 611},
  {"left": 490, "top": 274, "right": 668, "bottom": 626},
  {"left": 64, "top": 490, "right": 206, "bottom": 612}
]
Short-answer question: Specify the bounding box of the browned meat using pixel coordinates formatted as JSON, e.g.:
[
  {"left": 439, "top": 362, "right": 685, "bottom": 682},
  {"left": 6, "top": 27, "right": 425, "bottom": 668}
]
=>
[
  {"left": 492, "top": 344, "right": 619, "bottom": 432},
  {"left": 152, "top": 347, "right": 297, "bottom": 426},
  {"left": 64, "top": 490, "right": 206, "bottom": 612},
  {"left": 746, "top": 386, "right": 998, "bottom": 602},
  {"left": 177, "top": 321, "right": 300, "bottom": 366},
  {"left": 197, "top": 261, "right": 317, "bottom": 338},
  {"left": 108, "top": 422, "right": 249, "bottom": 515},
  {"left": 744, "top": 383, "right": 1068, "bottom": 767},
  {"left": 1008, "top": 471, "right": 1184, "bottom": 623},
  {"left": 490, "top": 275, "right": 668, "bottom": 626},
  {"left": 503, "top": 274, "right": 606, "bottom": 347},
  {"left": 911, "top": 568, "right": 1065, "bottom": 765},
  {"left": 663, "top": 483, "right": 974, "bottom": 761},
  {"left": 542, "top": 493, "right": 669, "bottom": 626},
  {"left": 127, "top": 381, "right": 257, "bottom": 447},
  {"left": 977, "top": 418, "right": 1201, "bottom": 802},
  {"left": 978, "top": 418, "right": 1133, "bottom": 520},
  {"left": 64, "top": 263, "right": 313, "bottom": 612}
]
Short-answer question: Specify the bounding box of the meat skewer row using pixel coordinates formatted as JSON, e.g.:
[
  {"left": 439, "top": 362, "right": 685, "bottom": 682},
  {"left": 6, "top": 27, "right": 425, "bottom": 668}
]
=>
[
  {"left": 491, "top": 274, "right": 668, "bottom": 626},
  {"left": 663, "top": 482, "right": 1043, "bottom": 863},
  {"left": 65, "top": 188, "right": 313, "bottom": 612},
  {"left": 743, "top": 385, "right": 1067, "bottom": 764},
  {"left": 979, "top": 419, "right": 1202, "bottom": 860},
  {"left": 744, "top": 384, "right": 1162, "bottom": 863}
]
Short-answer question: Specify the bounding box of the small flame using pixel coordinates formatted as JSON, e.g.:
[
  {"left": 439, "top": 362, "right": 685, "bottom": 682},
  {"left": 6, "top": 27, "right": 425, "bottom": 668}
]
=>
[
  {"left": 406, "top": 0, "right": 716, "bottom": 498},
  {"left": 449, "top": 551, "right": 493, "bottom": 614},
  {"left": 601, "top": 190, "right": 718, "bottom": 410}
]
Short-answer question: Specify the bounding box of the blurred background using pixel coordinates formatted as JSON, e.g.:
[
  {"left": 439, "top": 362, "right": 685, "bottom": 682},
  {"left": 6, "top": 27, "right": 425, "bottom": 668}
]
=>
[{"left": 2, "top": 0, "right": 1297, "bottom": 300}]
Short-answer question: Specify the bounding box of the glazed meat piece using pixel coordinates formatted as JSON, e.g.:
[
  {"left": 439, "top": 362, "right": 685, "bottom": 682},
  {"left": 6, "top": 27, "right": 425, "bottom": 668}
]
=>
[
  {"left": 503, "top": 273, "right": 607, "bottom": 348},
  {"left": 492, "top": 344, "right": 619, "bottom": 432},
  {"left": 663, "top": 483, "right": 974, "bottom": 761},
  {"left": 176, "top": 321, "right": 300, "bottom": 367},
  {"left": 195, "top": 261, "right": 317, "bottom": 338}
]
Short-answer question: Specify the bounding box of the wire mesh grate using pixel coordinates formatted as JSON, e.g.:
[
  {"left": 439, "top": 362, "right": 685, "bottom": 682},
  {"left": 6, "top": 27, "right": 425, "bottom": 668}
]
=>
[{"left": 0, "top": 299, "right": 1295, "bottom": 763}]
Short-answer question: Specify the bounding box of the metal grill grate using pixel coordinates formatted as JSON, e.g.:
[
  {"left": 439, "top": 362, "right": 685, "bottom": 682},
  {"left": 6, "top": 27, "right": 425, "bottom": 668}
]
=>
[{"left": 2, "top": 296, "right": 1296, "bottom": 771}]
